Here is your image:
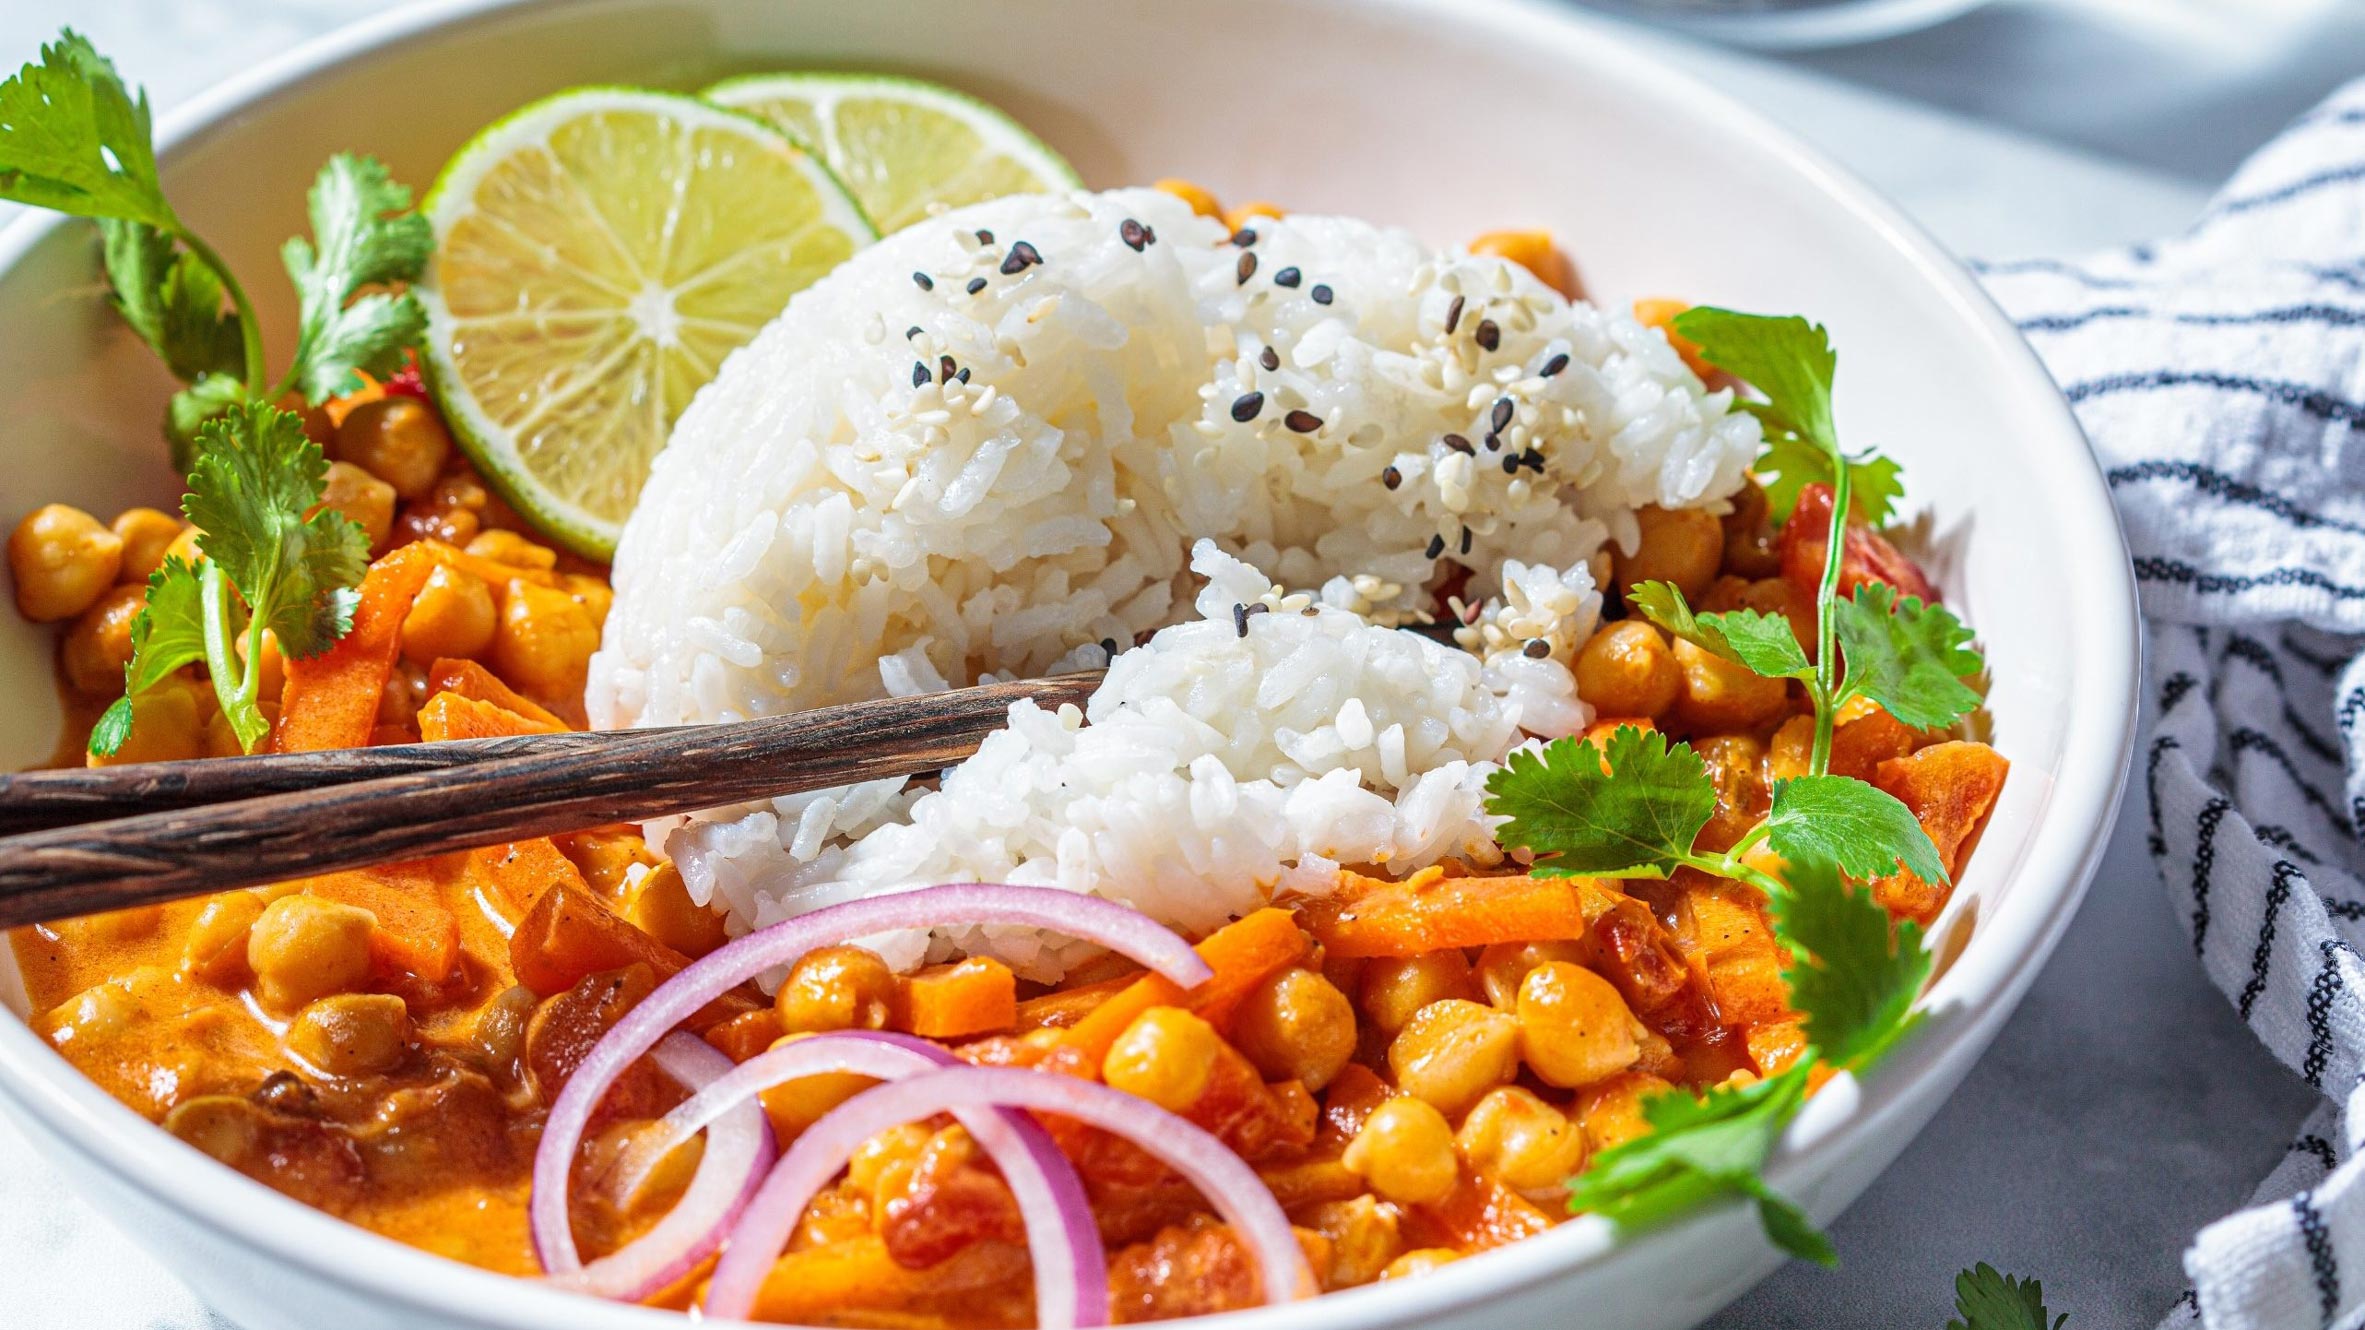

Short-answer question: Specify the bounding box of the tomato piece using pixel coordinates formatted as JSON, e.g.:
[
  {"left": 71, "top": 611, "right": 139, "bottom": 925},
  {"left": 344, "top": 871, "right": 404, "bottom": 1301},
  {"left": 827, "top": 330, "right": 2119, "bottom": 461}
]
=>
[{"left": 1779, "top": 483, "right": 1940, "bottom": 605}]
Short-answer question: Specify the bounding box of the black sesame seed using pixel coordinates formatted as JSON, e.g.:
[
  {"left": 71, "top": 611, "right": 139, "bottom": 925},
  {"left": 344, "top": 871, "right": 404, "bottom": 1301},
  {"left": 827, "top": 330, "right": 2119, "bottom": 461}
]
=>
[
  {"left": 1231, "top": 227, "right": 1258, "bottom": 247},
  {"left": 1523, "top": 638, "right": 1551, "bottom": 659},
  {"left": 1233, "top": 603, "right": 1250, "bottom": 637},
  {"left": 1000, "top": 240, "right": 1042, "bottom": 274},
  {"left": 1311, "top": 284, "right": 1333, "bottom": 305},
  {"left": 1284, "top": 409, "right": 1322, "bottom": 433},
  {"left": 1475, "top": 319, "right": 1501, "bottom": 351},
  {"left": 1491, "top": 397, "right": 1514, "bottom": 432},
  {"left": 1302, "top": 606, "right": 1320, "bottom": 617},
  {"left": 1444, "top": 294, "right": 1465, "bottom": 334},
  {"left": 1425, "top": 534, "right": 1446, "bottom": 560},
  {"left": 956, "top": 367, "right": 971, "bottom": 384},
  {"left": 976, "top": 229, "right": 995, "bottom": 245},
  {"left": 1142, "top": 225, "right": 1157, "bottom": 246},
  {"left": 1231, "top": 391, "right": 1265, "bottom": 423},
  {"left": 1237, "top": 251, "right": 1259, "bottom": 284},
  {"left": 1442, "top": 433, "right": 1474, "bottom": 455},
  {"left": 1541, "top": 353, "right": 1570, "bottom": 377},
  {"left": 941, "top": 355, "right": 958, "bottom": 381},
  {"left": 912, "top": 362, "right": 931, "bottom": 388},
  {"left": 1120, "top": 218, "right": 1149, "bottom": 251},
  {"left": 1101, "top": 637, "right": 1119, "bottom": 657},
  {"left": 1501, "top": 453, "right": 1520, "bottom": 474},
  {"left": 1484, "top": 432, "right": 1501, "bottom": 451},
  {"left": 1273, "top": 266, "right": 1302, "bottom": 288},
  {"left": 1459, "top": 526, "right": 1472, "bottom": 555},
  {"left": 911, "top": 271, "right": 934, "bottom": 291},
  {"left": 1260, "top": 345, "right": 1280, "bottom": 372},
  {"left": 965, "top": 276, "right": 988, "bottom": 295},
  {"left": 1522, "top": 448, "right": 1545, "bottom": 472},
  {"left": 1246, "top": 602, "right": 1271, "bottom": 618},
  {"left": 1381, "top": 465, "right": 1402, "bottom": 490},
  {"left": 905, "top": 325, "right": 923, "bottom": 340}
]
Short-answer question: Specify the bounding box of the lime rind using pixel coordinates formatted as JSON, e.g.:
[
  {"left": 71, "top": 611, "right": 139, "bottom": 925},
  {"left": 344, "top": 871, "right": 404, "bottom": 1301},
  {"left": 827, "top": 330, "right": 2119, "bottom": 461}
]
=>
[{"left": 416, "top": 86, "right": 876, "bottom": 559}]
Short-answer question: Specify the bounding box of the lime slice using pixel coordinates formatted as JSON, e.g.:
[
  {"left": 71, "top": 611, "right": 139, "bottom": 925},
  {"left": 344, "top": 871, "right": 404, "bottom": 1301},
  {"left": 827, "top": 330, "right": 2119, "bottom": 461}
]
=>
[
  {"left": 704, "top": 73, "right": 1080, "bottom": 233},
  {"left": 416, "top": 87, "right": 875, "bottom": 558}
]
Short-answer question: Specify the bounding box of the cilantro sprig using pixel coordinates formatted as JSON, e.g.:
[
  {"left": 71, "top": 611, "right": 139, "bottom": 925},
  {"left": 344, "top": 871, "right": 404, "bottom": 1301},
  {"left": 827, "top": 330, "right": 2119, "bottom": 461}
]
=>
[{"left": 1487, "top": 306, "right": 1992, "bottom": 1266}]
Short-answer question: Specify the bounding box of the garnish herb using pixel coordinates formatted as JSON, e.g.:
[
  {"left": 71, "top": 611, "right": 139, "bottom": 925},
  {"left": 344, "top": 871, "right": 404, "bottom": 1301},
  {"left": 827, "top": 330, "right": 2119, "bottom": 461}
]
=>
[
  {"left": 1, "top": 30, "right": 430, "bottom": 753},
  {"left": 1485, "top": 307, "right": 1989, "bottom": 1264},
  {"left": 1947, "top": 1264, "right": 2066, "bottom": 1330}
]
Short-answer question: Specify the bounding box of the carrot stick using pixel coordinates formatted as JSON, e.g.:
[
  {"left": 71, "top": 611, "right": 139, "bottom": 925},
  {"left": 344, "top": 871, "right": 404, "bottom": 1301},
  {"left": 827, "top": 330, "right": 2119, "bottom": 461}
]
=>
[
  {"left": 417, "top": 690, "right": 560, "bottom": 741},
  {"left": 425, "top": 657, "right": 567, "bottom": 730},
  {"left": 508, "top": 880, "right": 691, "bottom": 998},
  {"left": 305, "top": 860, "right": 462, "bottom": 984},
  {"left": 273, "top": 541, "right": 448, "bottom": 753},
  {"left": 1298, "top": 871, "right": 1585, "bottom": 959},
  {"left": 1048, "top": 907, "right": 1306, "bottom": 1074},
  {"left": 470, "top": 838, "right": 592, "bottom": 914}
]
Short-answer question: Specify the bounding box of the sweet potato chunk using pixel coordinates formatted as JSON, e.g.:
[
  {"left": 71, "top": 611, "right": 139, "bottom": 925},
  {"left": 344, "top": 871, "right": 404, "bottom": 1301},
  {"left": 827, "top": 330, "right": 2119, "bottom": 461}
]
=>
[
  {"left": 1868, "top": 740, "right": 2010, "bottom": 925},
  {"left": 1779, "top": 483, "right": 1939, "bottom": 605},
  {"left": 1300, "top": 869, "right": 1584, "bottom": 959}
]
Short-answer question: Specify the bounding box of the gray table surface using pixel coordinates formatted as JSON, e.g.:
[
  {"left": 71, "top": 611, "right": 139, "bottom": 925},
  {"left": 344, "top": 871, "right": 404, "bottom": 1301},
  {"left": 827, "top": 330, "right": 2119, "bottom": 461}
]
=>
[{"left": 3, "top": 1, "right": 2360, "bottom": 1326}]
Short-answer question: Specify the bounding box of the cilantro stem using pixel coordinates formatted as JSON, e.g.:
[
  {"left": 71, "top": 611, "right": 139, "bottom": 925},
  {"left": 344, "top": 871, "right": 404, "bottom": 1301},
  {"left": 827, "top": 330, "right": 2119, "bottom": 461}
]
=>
[
  {"left": 1808, "top": 452, "right": 1852, "bottom": 777},
  {"left": 176, "top": 229, "right": 266, "bottom": 397},
  {"left": 195, "top": 559, "right": 245, "bottom": 721}
]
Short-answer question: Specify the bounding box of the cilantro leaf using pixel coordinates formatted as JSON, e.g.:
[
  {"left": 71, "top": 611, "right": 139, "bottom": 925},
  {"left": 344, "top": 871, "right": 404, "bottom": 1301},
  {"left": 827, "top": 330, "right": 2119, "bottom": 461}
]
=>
[
  {"left": 99, "top": 218, "right": 241, "bottom": 383},
  {"left": 1833, "top": 584, "right": 1985, "bottom": 732},
  {"left": 1486, "top": 728, "right": 1716, "bottom": 877},
  {"left": 1566, "top": 1063, "right": 1828, "bottom": 1262},
  {"left": 0, "top": 32, "right": 172, "bottom": 228},
  {"left": 87, "top": 556, "right": 210, "bottom": 757},
  {"left": 184, "top": 403, "right": 369, "bottom": 660},
  {"left": 1765, "top": 774, "right": 1948, "bottom": 886},
  {"left": 1675, "top": 309, "right": 1838, "bottom": 452},
  {"left": 278, "top": 154, "right": 432, "bottom": 402},
  {"left": 1629, "top": 580, "right": 1812, "bottom": 680},
  {"left": 1948, "top": 1264, "right": 2066, "bottom": 1330},
  {"left": 165, "top": 373, "right": 249, "bottom": 472},
  {"left": 1754, "top": 426, "right": 1906, "bottom": 526},
  {"left": 1769, "top": 853, "right": 1931, "bottom": 1069}
]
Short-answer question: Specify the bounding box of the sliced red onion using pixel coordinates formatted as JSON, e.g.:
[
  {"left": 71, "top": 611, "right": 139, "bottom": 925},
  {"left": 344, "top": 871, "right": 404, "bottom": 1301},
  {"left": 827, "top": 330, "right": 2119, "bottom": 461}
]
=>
[
  {"left": 604, "top": 1030, "right": 1108, "bottom": 1329},
  {"left": 703, "top": 1066, "right": 1314, "bottom": 1321},
  {"left": 545, "top": 1032, "right": 773, "bottom": 1302},
  {"left": 533, "top": 884, "right": 1206, "bottom": 1280}
]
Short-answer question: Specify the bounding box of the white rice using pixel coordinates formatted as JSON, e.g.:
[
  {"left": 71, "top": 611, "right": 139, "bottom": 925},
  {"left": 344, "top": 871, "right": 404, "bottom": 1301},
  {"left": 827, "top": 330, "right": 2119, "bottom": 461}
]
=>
[{"left": 589, "top": 186, "right": 1761, "bottom": 971}]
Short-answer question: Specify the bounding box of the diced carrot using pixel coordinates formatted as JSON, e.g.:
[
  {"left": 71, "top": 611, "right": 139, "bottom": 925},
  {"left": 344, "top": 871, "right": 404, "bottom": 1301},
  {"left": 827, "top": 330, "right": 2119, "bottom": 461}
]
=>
[
  {"left": 305, "top": 861, "right": 462, "bottom": 984},
  {"left": 1048, "top": 908, "right": 1307, "bottom": 1074},
  {"left": 893, "top": 957, "right": 1018, "bottom": 1039},
  {"left": 425, "top": 657, "right": 567, "bottom": 729},
  {"left": 1672, "top": 877, "right": 1793, "bottom": 1028},
  {"left": 416, "top": 690, "right": 560, "bottom": 741},
  {"left": 704, "top": 1006, "right": 785, "bottom": 1064},
  {"left": 1578, "top": 716, "right": 1656, "bottom": 753},
  {"left": 1633, "top": 299, "right": 1713, "bottom": 379},
  {"left": 469, "top": 837, "right": 590, "bottom": 912},
  {"left": 1869, "top": 740, "right": 2010, "bottom": 926},
  {"left": 1779, "top": 483, "right": 1940, "bottom": 605},
  {"left": 1298, "top": 870, "right": 1585, "bottom": 959},
  {"left": 748, "top": 1236, "right": 1029, "bottom": 1324},
  {"left": 274, "top": 541, "right": 448, "bottom": 752},
  {"left": 1745, "top": 1019, "right": 1809, "bottom": 1076},
  {"left": 1015, "top": 971, "right": 1139, "bottom": 1031},
  {"left": 1413, "top": 1174, "right": 1554, "bottom": 1251},
  {"left": 508, "top": 881, "right": 690, "bottom": 998}
]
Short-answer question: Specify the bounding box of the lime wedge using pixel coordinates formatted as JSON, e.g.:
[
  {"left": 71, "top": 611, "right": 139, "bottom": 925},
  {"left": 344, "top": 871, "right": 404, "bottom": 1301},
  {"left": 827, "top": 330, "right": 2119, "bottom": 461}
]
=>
[
  {"left": 416, "top": 88, "right": 875, "bottom": 558},
  {"left": 704, "top": 73, "right": 1080, "bottom": 233}
]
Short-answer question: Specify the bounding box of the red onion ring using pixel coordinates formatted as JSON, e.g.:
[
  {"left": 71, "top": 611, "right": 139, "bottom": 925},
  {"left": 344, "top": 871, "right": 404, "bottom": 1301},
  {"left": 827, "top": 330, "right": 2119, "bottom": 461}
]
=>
[
  {"left": 545, "top": 1032, "right": 773, "bottom": 1302},
  {"left": 532, "top": 885, "right": 1208, "bottom": 1281},
  {"left": 703, "top": 1066, "right": 1315, "bottom": 1321},
  {"left": 607, "top": 1030, "right": 1108, "bottom": 1328}
]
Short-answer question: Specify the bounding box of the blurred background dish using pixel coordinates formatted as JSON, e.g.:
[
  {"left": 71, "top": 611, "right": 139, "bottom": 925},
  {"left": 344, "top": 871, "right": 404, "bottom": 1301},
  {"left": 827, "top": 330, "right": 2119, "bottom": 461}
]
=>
[{"left": 1572, "top": 0, "right": 1993, "bottom": 50}]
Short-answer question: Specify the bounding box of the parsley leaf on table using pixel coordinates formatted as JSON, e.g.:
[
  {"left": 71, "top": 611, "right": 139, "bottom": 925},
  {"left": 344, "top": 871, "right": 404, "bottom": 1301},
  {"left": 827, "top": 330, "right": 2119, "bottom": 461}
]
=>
[
  {"left": 1833, "top": 583, "right": 1986, "bottom": 732},
  {"left": 1628, "top": 579, "right": 1812, "bottom": 679},
  {"left": 1947, "top": 1264, "right": 2066, "bottom": 1330},
  {"left": 276, "top": 153, "right": 433, "bottom": 403},
  {"left": 1484, "top": 728, "right": 1716, "bottom": 877},
  {"left": 1769, "top": 853, "right": 1931, "bottom": 1068},
  {"left": 1764, "top": 774, "right": 1949, "bottom": 887}
]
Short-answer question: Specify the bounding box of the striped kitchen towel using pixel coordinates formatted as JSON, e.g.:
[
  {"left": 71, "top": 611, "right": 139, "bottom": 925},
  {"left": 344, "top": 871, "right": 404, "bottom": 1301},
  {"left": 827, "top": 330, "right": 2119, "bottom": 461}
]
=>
[{"left": 1974, "top": 79, "right": 2365, "bottom": 1330}]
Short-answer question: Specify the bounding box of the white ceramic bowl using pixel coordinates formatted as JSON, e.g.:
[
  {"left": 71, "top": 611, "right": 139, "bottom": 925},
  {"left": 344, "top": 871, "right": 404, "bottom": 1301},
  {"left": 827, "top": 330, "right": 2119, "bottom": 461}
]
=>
[{"left": 0, "top": 1, "right": 2137, "bottom": 1327}]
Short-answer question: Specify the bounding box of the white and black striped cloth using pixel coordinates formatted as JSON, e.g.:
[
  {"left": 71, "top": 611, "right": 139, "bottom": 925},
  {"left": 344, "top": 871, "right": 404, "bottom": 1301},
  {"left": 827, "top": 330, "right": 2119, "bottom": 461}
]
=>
[{"left": 1973, "top": 80, "right": 2365, "bottom": 1330}]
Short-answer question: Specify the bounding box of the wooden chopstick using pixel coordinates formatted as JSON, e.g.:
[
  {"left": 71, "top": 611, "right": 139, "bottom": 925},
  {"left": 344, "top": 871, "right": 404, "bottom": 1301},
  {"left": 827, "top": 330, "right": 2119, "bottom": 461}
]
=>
[{"left": 0, "top": 672, "right": 1101, "bottom": 930}]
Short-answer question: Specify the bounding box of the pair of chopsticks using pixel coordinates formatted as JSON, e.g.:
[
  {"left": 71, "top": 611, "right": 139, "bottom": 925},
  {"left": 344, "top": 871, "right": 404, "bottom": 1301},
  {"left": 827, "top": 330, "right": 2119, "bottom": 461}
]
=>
[{"left": 0, "top": 672, "right": 1102, "bottom": 930}]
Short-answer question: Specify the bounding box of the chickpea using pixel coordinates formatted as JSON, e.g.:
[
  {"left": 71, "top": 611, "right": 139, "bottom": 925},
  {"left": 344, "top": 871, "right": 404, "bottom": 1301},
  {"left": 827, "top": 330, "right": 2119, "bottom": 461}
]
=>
[
  {"left": 1341, "top": 1097, "right": 1458, "bottom": 1206},
  {"left": 1102, "top": 1006, "right": 1221, "bottom": 1112},
  {"left": 400, "top": 565, "right": 497, "bottom": 665},
  {"left": 565, "top": 573, "right": 615, "bottom": 629},
  {"left": 316, "top": 461, "right": 397, "bottom": 550},
  {"left": 493, "top": 578, "right": 601, "bottom": 699},
  {"left": 1668, "top": 638, "right": 1790, "bottom": 733},
  {"left": 1720, "top": 479, "right": 1780, "bottom": 579},
  {"left": 1610, "top": 506, "right": 1722, "bottom": 602},
  {"left": 60, "top": 584, "right": 145, "bottom": 697},
  {"left": 464, "top": 529, "right": 558, "bottom": 572},
  {"left": 1468, "top": 229, "right": 1581, "bottom": 301},
  {"left": 1767, "top": 714, "right": 1814, "bottom": 783},
  {"left": 1573, "top": 1071, "right": 1672, "bottom": 1154},
  {"left": 1475, "top": 940, "right": 1587, "bottom": 1010},
  {"left": 42, "top": 975, "right": 145, "bottom": 1046},
  {"left": 775, "top": 945, "right": 897, "bottom": 1034},
  {"left": 336, "top": 396, "right": 453, "bottom": 500},
  {"left": 1454, "top": 1086, "right": 1586, "bottom": 1196},
  {"left": 11, "top": 503, "right": 123, "bottom": 621},
  {"left": 181, "top": 891, "right": 266, "bottom": 985},
  {"left": 1301, "top": 1196, "right": 1402, "bottom": 1289},
  {"left": 1380, "top": 1248, "right": 1464, "bottom": 1281},
  {"left": 163, "top": 523, "right": 204, "bottom": 568},
  {"left": 89, "top": 679, "right": 206, "bottom": 765},
  {"left": 1230, "top": 967, "right": 1356, "bottom": 1091},
  {"left": 377, "top": 657, "right": 428, "bottom": 731},
  {"left": 1516, "top": 962, "right": 1641, "bottom": 1089},
  {"left": 1358, "top": 950, "right": 1479, "bottom": 1036},
  {"left": 846, "top": 1122, "right": 935, "bottom": 1196},
  {"left": 1572, "top": 621, "right": 1679, "bottom": 720},
  {"left": 758, "top": 1033, "right": 878, "bottom": 1137},
  {"left": 246, "top": 895, "right": 376, "bottom": 1011},
  {"left": 473, "top": 984, "right": 538, "bottom": 1076},
  {"left": 111, "top": 508, "right": 183, "bottom": 583},
  {"left": 1153, "top": 178, "right": 1223, "bottom": 219},
  {"left": 1386, "top": 998, "right": 1519, "bottom": 1117},
  {"left": 288, "top": 992, "right": 411, "bottom": 1076}
]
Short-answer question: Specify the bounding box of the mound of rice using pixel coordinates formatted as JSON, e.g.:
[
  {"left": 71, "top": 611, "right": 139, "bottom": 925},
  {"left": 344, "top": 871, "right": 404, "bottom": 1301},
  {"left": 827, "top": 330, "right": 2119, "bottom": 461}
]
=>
[{"left": 590, "top": 186, "right": 1760, "bottom": 969}]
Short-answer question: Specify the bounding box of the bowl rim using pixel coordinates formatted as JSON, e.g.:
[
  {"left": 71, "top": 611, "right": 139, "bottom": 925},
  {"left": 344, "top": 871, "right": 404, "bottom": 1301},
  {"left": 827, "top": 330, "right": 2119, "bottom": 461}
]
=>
[{"left": 0, "top": 0, "right": 2140, "bottom": 1325}]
